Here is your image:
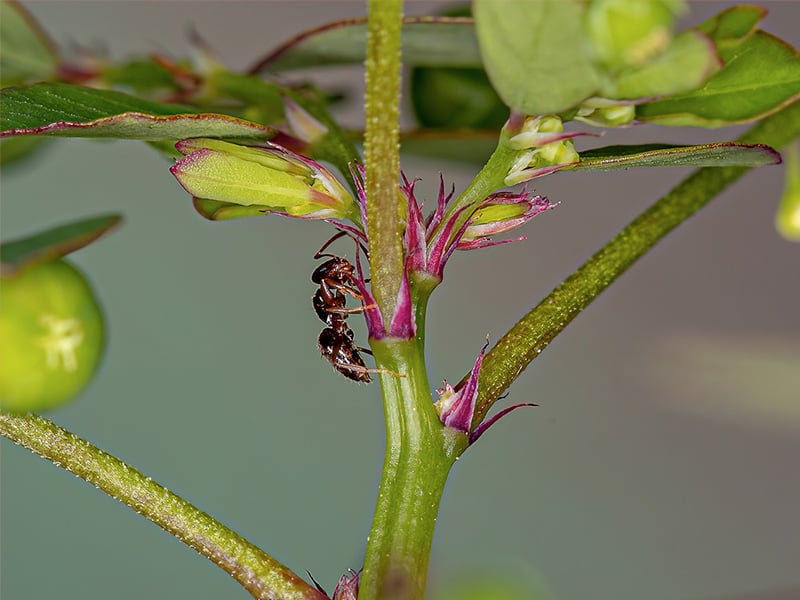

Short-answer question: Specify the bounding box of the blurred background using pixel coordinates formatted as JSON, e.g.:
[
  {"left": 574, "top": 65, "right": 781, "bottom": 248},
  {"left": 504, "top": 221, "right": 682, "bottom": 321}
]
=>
[{"left": 2, "top": 2, "right": 799, "bottom": 599}]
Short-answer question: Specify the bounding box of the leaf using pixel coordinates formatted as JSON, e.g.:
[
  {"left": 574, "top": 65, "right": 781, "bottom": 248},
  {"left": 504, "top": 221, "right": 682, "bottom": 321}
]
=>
[
  {"left": 100, "top": 59, "right": 181, "bottom": 95},
  {"left": 601, "top": 30, "right": 721, "bottom": 99},
  {"left": 569, "top": 142, "right": 781, "bottom": 172},
  {"left": 400, "top": 131, "right": 499, "bottom": 164},
  {"left": 694, "top": 4, "right": 766, "bottom": 52},
  {"left": 1, "top": 214, "right": 122, "bottom": 278},
  {"left": 636, "top": 31, "right": 800, "bottom": 127},
  {"left": 0, "top": 0, "right": 58, "bottom": 86},
  {"left": 473, "top": 0, "right": 602, "bottom": 115},
  {"left": 0, "top": 135, "right": 49, "bottom": 165},
  {"left": 249, "top": 16, "right": 482, "bottom": 73},
  {"left": 410, "top": 66, "right": 507, "bottom": 129},
  {"left": 0, "top": 83, "right": 275, "bottom": 140}
]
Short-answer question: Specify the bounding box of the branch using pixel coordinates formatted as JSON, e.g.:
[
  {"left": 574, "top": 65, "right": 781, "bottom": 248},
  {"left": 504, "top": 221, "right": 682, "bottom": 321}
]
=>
[
  {"left": 471, "top": 100, "right": 800, "bottom": 426},
  {"left": 0, "top": 412, "right": 327, "bottom": 600}
]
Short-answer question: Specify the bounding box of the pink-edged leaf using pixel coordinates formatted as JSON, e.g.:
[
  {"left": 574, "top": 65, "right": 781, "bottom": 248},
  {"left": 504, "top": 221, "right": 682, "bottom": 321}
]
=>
[
  {"left": 249, "top": 16, "right": 480, "bottom": 73},
  {"left": 636, "top": 31, "right": 800, "bottom": 127},
  {"left": 569, "top": 142, "right": 781, "bottom": 172},
  {"left": 0, "top": 83, "right": 274, "bottom": 140},
  {"left": 1, "top": 213, "right": 121, "bottom": 278}
]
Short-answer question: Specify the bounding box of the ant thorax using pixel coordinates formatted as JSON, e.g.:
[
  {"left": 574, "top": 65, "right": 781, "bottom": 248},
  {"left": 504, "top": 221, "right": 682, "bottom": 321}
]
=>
[{"left": 311, "top": 235, "right": 372, "bottom": 383}]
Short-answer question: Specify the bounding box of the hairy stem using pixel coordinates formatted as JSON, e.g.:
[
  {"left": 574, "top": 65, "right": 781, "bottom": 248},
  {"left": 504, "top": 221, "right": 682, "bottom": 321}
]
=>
[
  {"left": 471, "top": 100, "right": 800, "bottom": 425},
  {"left": 0, "top": 412, "right": 326, "bottom": 600},
  {"left": 364, "top": 0, "right": 404, "bottom": 321},
  {"left": 359, "top": 338, "right": 468, "bottom": 600}
]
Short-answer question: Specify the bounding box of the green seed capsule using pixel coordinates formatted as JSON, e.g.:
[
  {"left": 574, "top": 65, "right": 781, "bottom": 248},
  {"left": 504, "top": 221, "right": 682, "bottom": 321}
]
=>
[{"left": 0, "top": 259, "right": 105, "bottom": 412}]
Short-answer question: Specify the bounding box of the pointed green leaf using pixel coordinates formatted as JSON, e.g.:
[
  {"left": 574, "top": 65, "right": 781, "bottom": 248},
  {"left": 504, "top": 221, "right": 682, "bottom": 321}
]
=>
[
  {"left": 250, "top": 17, "right": 481, "bottom": 72},
  {"left": 569, "top": 142, "right": 781, "bottom": 172},
  {"left": 0, "top": 0, "right": 58, "bottom": 85},
  {"left": 0, "top": 83, "right": 274, "bottom": 140},
  {"left": 473, "top": 0, "right": 601, "bottom": 115},
  {"left": 694, "top": 4, "right": 766, "bottom": 53},
  {"left": 1, "top": 214, "right": 122, "bottom": 278},
  {"left": 636, "top": 31, "right": 800, "bottom": 127}
]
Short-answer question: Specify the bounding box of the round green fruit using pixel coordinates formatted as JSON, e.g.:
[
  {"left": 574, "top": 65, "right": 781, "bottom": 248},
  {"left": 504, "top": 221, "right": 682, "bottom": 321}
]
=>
[{"left": 0, "top": 258, "right": 105, "bottom": 412}]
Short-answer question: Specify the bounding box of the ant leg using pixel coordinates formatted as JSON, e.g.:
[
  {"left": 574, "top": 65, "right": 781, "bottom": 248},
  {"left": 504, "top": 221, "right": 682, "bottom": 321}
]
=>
[
  {"left": 326, "top": 304, "right": 377, "bottom": 316},
  {"left": 320, "top": 277, "right": 367, "bottom": 303},
  {"left": 314, "top": 231, "right": 349, "bottom": 259},
  {"left": 335, "top": 361, "right": 405, "bottom": 379}
]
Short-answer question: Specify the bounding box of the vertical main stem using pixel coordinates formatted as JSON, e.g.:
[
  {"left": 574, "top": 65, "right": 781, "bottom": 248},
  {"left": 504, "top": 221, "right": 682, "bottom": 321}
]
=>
[
  {"left": 362, "top": 2, "right": 468, "bottom": 598},
  {"left": 364, "top": 0, "right": 404, "bottom": 321},
  {"left": 359, "top": 338, "right": 467, "bottom": 600}
]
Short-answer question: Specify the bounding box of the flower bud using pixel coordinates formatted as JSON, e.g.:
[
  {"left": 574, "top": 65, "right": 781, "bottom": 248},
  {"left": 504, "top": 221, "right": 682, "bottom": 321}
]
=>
[
  {"left": 575, "top": 98, "right": 637, "bottom": 127},
  {"left": 170, "top": 138, "right": 358, "bottom": 221},
  {"left": 459, "top": 191, "right": 555, "bottom": 247},
  {"left": 504, "top": 115, "right": 584, "bottom": 185},
  {"left": 585, "top": 0, "right": 685, "bottom": 69}
]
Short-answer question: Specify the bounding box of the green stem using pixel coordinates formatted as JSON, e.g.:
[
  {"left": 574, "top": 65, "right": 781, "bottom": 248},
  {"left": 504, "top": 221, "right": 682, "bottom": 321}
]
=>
[
  {"left": 0, "top": 412, "right": 326, "bottom": 600},
  {"left": 364, "top": 0, "right": 404, "bottom": 321},
  {"left": 470, "top": 100, "right": 800, "bottom": 426},
  {"left": 359, "top": 338, "right": 468, "bottom": 600},
  {"left": 428, "top": 130, "right": 518, "bottom": 247}
]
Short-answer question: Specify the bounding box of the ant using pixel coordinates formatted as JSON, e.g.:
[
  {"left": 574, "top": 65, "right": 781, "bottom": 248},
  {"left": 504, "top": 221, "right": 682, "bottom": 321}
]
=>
[
  {"left": 311, "top": 233, "right": 401, "bottom": 383},
  {"left": 312, "top": 233, "right": 375, "bottom": 383}
]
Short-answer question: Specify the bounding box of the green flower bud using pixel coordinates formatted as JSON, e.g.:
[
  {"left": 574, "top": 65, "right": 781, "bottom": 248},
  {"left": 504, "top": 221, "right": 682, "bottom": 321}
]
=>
[
  {"left": 585, "top": 0, "right": 686, "bottom": 69},
  {"left": 171, "top": 139, "right": 359, "bottom": 221}
]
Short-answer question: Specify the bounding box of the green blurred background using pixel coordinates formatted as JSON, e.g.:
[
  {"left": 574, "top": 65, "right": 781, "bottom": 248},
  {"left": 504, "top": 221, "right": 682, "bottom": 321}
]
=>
[{"left": 2, "top": 2, "right": 799, "bottom": 599}]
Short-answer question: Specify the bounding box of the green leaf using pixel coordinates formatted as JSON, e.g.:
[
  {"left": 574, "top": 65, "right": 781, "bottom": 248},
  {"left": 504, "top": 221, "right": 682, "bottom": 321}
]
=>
[
  {"left": 400, "top": 131, "right": 498, "bottom": 164},
  {"left": 569, "top": 142, "right": 781, "bottom": 172},
  {"left": 636, "top": 31, "right": 800, "bottom": 127},
  {"left": 0, "top": 0, "right": 58, "bottom": 86},
  {"left": 100, "top": 59, "right": 181, "bottom": 95},
  {"left": 694, "top": 4, "right": 765, "bottom": 53},
  {"left": 411, "top": 66, "right": 507, "bottom": 129},
  {"left": 0, "top": 83, "right": 275, "bottom": 140},
  {"left": 602, "top": 30, "right": 721, "bottom": 99},
  {"left": 1, "top": 214, "right": 122, "bottom": 278},
  {"left": 250, "top": 16, "right": 481, "bottom": 72},
  {"left": 0, "top": 135, "right": 49, "bottom": 165},
  {"left": 473, "top": 0, "right": 602, "bottom": 115}
]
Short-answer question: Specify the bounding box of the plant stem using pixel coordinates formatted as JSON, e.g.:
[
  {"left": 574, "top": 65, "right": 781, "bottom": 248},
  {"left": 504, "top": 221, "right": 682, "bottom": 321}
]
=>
[
  {"left": 359, "top": 338, "right": 468, "bottom": 600},
  {"left": 470, "top": 100, "right": 800, "bottom": 425},
  {"left": 0, "top": 412, "right": 326, "bottom": 600},
  {"left": 364, "top": 0, "right": 404, "bottom": 322}
]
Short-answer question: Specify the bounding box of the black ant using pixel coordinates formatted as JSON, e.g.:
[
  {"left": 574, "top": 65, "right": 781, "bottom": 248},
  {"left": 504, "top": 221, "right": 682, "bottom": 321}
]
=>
[{"left": 311, "top": 233, "right": 375, "bottom": 383}]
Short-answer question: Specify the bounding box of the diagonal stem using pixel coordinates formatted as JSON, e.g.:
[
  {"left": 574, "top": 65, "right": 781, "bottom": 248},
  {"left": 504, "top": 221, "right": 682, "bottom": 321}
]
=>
[
  {"left": 0, "top": 412, "right": 327, "bottom": 600},
  {"left": 470, "top": 100, "right": 800, "bottom": 427}
]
